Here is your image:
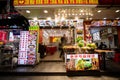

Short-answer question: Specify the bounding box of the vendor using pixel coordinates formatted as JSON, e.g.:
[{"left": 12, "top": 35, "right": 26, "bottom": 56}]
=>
[{"left": 98, "top": 42, "right": 107, "bottom": 49}]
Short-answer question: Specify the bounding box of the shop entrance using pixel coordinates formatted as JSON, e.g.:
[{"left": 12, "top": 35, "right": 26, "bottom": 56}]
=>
[{"left": 39, "top": 28, "right": 74, "bottom": 61}]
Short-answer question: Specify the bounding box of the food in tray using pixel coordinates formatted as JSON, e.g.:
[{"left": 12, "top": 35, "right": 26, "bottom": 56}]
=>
[
  {"left": 76, "top": 29, "right": 83, "bottom": 34},
  {"left": 67, "top": 59, "right": 75, "bottom": 70},
  {"left": 75, "top": 59, "right": 92, "bottom": 70}
]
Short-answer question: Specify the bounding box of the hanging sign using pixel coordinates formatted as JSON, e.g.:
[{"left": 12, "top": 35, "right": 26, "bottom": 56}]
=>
[{"left": 14, "top": 0, "right": 98, "bottom": 6}]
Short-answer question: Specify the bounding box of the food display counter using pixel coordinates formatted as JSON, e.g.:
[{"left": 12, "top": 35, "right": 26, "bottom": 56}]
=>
[{"left": 63, "top": 45, "right": 100, "bottom": 73}]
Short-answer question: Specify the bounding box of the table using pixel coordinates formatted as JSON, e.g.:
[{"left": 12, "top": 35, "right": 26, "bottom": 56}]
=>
[{"left": 94, "top": 49, "right": 115, "bottom": 70}]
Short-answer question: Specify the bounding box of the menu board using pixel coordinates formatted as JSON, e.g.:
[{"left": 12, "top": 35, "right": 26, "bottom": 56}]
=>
[
  {"left": 29, "top": 19, "right": 82, "bottom": 27},
  {"left": 66, "top": 54, "right": 99, "bottom": 71},
  {"left": 91, "top": 20, "right": 120, "bottom": 27},
  {"left": 18, "top": 30, "right": 38, "bottom": 65},
  {"left": 18, "top": 31, "right": 29, "bottom": 65},
  {"left": 92, "top": 32, "right": 101, "bottom": 41},
  {"left": 14, "top": 0, "right": 98, "bottom": 6}
]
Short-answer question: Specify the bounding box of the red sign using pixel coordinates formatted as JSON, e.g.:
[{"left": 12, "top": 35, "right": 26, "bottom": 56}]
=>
[
  {"left": 0, "top": 31, "right": 7, "bottom": 42},
  {"left": 68, "top": 54, "right": 96, "bottom": 59},
  {"left": 14, "top": 0, "right": 98, "bottom": 6}
]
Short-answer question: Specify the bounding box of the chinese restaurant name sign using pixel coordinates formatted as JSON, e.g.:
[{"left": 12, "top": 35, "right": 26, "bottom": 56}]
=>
[{"left": 14, "top": 0, "right": 98, "bottom": 5}]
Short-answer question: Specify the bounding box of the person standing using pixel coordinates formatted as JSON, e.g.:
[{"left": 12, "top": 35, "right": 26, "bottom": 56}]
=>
[{"left": 59, "top": 34, "right": 67, "bottom": 58}]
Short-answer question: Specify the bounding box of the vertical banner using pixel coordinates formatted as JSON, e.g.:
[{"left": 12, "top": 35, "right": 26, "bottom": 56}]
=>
[{"left": 29, "top": 26, "right": 40, "bottom": 64}]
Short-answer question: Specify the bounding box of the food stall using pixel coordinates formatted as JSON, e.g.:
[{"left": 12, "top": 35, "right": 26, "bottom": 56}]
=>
[{"left": 63, "top": 41, "right": 100, "bottom": 75}]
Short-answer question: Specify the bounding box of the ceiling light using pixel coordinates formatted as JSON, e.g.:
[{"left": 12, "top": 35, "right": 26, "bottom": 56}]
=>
[
  {"left": 33, "top": 17, "right": 38, "bottom": 20},
  {"left": 44, "top": 10, "right": 48, "bottom": 13},
  {"left": 115, "top": 10, "right": 120, "bottom": 13},
  {"left": 80, "top": 10, "right": 83, "bottom": 12},
  {"left": 103, "top": 18, "right": 107, "bottom": 19},
  {"left": 61, "top": 17, "right": 65, "bottom": 21},
  {"left": 89, "top": 18, "right": 93, "bottom": 20},
  {"left": 97, "top": 10, "right": 101, "bottom": 13},
  {"left": 26, "top": 10, "right": 30, "bottom": 13},
  {"left": 8, "top": 16, "right": 11, "bottom": 19},
  {"left": 75, "top": 17, "right": 78, "bottom": 20},
  {"left": 47, "top": 17, "right": 51, "bottom": 20},
  {"left": 116, "top": 17, "right": 119, "bottom": 19}
]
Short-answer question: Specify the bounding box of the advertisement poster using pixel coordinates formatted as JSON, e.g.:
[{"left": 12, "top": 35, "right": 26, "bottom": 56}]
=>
[
  {"left": 0, "top": 30, "right": 7, "bottom": 42},
  {"left": 27, "top": 30, "right": 37, "bottom": 65},
  {"left": 66, "top": 54, "right": 99, "bottom": 71},
  {"left": 29, "top": 26, "right": 39, "bottom": 64},
  {"left": 29, "top": 19, "right": 82, "bottom": 27}
]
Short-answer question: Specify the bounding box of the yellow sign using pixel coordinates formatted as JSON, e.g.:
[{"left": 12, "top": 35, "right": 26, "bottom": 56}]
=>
[{"left": 14, "top": 0, "right": 98, "bottom": 6}]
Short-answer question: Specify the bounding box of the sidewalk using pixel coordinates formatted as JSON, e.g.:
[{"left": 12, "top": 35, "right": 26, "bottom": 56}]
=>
[{"left": 0, "top": 60, "right": 120, "bottom": 76}]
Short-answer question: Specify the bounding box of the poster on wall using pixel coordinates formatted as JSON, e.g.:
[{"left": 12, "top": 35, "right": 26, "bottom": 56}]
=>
[{"left": 66, "top": 54, "right": 99, "bottom": 71}]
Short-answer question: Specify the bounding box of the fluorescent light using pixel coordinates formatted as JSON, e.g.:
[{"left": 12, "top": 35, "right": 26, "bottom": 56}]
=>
[
  {"left": 116, "top": 10, "right": 120, "bottom": 13},
  {"left": 44, "top": 10, "right": 48, "bottom": 13},
  {"left": 26, "top": 10, "right": 30, "bottom": 13}
]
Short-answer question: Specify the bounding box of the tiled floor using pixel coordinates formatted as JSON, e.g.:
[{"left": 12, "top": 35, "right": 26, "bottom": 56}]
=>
[
  {"left": 34, "top": 62, "right": 66, "bottom": 72},
  {"left": 0, "top": 50, "right": 120, "bottom": 79},
  {"left": 0, "top": 76, "right": 120, "bottom": 80},
  {"left": 40, "top": 51, "right": 63, "bottom": 61}
]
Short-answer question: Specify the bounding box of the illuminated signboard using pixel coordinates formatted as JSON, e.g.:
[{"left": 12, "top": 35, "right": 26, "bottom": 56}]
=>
[
  {"left": 14, "top": 0, "right": 98, "bottom": 6},
  {"left": 66, "top": 54, "right": 99, "bottom": 71}
]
